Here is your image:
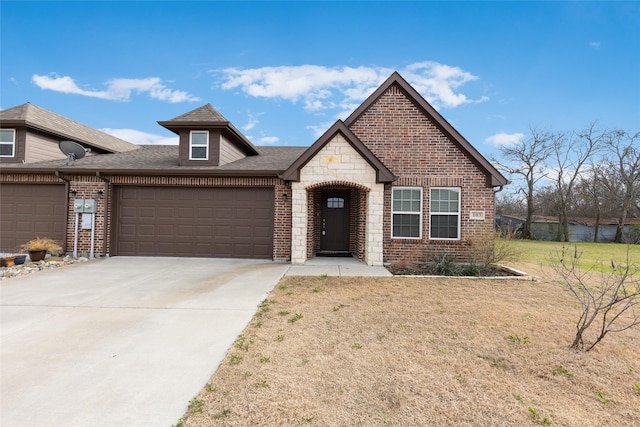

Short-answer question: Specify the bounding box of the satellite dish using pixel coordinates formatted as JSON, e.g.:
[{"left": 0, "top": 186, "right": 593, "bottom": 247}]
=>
[{"left": 59, "top": 141, "right": 91, "bottom": 166}]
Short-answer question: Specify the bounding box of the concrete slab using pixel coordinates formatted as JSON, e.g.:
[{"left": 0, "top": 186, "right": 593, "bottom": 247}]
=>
[
  {"left": 285, "top": 256, "right": 392, "bottom": 277},
  {"left": 0, "top": 257, "right": 289, "bottom": 427}
]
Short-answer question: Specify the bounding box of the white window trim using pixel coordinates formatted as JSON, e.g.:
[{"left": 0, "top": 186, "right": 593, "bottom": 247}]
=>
[
  {"left": 429, "top": 187, "right": 461, "bottom": 240},
  {"left": 0, "top": 129, "right": 16, "bottom": 157},
  {"left": 189, "top": 130, "right": 209, "bottom": 160},
  {"left": 391, "top": 186, "right": 423, "bottom": 239}
]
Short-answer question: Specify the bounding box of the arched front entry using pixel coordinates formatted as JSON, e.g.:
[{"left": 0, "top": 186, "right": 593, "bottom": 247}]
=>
[
  {"left": 287, "top": 129, "right": 389, "bottom": 266},
  {"left": 290, "top": 179, "right": 384, "bottom": 266},
  {"left": 306, "top": 182, "right": 368, "bottom": 260}
]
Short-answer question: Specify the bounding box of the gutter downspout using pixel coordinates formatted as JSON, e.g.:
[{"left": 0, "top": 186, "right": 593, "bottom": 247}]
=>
[
  {"left": 493, "top": 185, "right": 505, "bottom": 233},
  {"left": 97, "top": 172, "right": 111, "bottom": 257}
]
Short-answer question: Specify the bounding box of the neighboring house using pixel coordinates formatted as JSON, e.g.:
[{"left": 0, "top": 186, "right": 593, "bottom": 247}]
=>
[
  {"left": 496, "top": 214, "right": 640, "bottom": 243},
  {"left": 1, "top": 72, "right": 507, "bottom": 265}
]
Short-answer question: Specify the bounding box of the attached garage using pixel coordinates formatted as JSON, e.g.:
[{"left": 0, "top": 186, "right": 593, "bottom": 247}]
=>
[
  {"left": 0, "top": 183, "right": 67, "bottom": 253},
  {"left": 113, "top": 186, "right": 274, "bottom": 258}
]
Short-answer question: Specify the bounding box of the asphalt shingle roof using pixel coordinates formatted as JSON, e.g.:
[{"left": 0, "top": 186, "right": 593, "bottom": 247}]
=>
[
  {"left": 1, "top": 145, "right": 308, "bottom": 175},
  {"left": 0, "top": 103, "right": 139, "bottom": 153}
]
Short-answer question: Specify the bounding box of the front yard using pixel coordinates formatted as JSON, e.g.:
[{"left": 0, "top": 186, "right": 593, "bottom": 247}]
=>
[{"left": 176, "top": 244, "right": 640, "bottom": 426}]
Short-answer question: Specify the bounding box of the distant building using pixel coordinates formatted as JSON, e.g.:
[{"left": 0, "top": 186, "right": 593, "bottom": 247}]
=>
[{"left": 496, "top": 214, "right": 640, "bottom": 243}]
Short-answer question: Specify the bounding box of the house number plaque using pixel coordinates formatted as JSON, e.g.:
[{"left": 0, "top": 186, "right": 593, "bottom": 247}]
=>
[{"left": 469, "top": 211, "right": 485, "bottom": 220}]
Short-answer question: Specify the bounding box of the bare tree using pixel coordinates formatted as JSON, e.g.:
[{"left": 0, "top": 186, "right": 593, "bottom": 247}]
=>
[
  {"left": 549, "top": 123, "right": 605, "bottom": 241},
  {"left": 552, "top": 245, "right": 640, "bottom": 351},
  {"left": 495, "top": 192, "right": 525, "bottom": 216},
  {"left": 492, "top": 127, "right": 554, "bottom": 239},
  {"left": 533, "top": 184, "right": 561, "bottom": 217},
  {"left": 575, "top": 166, "right": 607, "bottom": 241},
  {"left": 598, "top": 130, "right": 640, "bottom": 242}
]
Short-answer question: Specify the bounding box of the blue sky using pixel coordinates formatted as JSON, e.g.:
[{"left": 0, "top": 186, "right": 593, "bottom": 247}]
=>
[{"left": 2, "top": 1, "right": 639, "bottom": 160}]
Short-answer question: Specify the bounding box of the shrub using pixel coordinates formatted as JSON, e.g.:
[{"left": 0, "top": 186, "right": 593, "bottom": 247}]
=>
[
  {"left": 432, "top": 251, "right": 460, "bottom": 276},
  {"left": 551, "top": 244, "right": 640, "bottom": 351},
  {"left": 19, "top": 237, "right": 63, "bottom": 255}
]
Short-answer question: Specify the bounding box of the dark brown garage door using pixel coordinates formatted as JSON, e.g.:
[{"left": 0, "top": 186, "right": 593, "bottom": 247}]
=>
[
  {"left": 114, "top": 186, "right": 274, "bottom": 258},
  {"left": 0, "top": 184, "right": 66, "bottom": 253}
]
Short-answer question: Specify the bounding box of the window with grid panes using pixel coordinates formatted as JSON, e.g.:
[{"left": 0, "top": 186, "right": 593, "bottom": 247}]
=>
[
  {"left": 429, "top": 187, "right": 460, "bottom": 239},
  {"left": 391, "top": 187, "right": 422, "bottom": 238}
]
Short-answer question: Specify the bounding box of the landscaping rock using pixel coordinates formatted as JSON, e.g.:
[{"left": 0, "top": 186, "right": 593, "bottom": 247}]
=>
[{"left": 0, "top": 255, "right": 86, "bottom": 280}]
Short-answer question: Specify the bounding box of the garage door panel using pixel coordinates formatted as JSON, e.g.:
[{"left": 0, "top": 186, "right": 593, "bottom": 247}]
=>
[
  {"left": 254, "top": 226, "right": 271, "bottom": 238},
  {"left": 0, "top": 184, "right": 66, "bottom": 252},
  {"left": 15, "top": 204, "right": 32, "bottom": 215},
  {"left": 115, "top": 186, "right": 273, "bottom": 258},
  {"left": 141, "top": 192, "right": 157, "bottom": 201},
  {"left": 236, "top": 208, "right": 252, "bottom": 219},
  {"left": 155, "top": 225, "right": 172, "bottom": 237},
  {"left": 139, "top": 207, "right": 156, "bottom": 218},
  {"left": 254, "top": 208, "right": 272, "bottom": 220},
  {"left": 120, "top": 206, "right": 137, "bottom": 218},
  {"left": 214, "top": 224, "right": 232, "bottom": 237},
  {"left": 195, "top": 225, "right": 213, "bottom": 235},
  {"left": 215, "top": 207, "right": 233, "bottom": 220},
  {"left": 255, "top": 190, "right": 272, "bottom": 201},
  {"left": 253, "top": 244, "right": 271, "bottom": 257},
  {"left": 177, "top": 207, "right": 194, "bottom": 219},
  {"left": 215, "top": 191, "right": 234, "bottom": 202},
  {"left": 197, "top": 207, "right": 213, "bottom": 217},
  {"left": 175, "top": 224, "right": 194, "bottom": 238},
  {"left": 235, "top": 225, "right": 251, "bottom": 235}
]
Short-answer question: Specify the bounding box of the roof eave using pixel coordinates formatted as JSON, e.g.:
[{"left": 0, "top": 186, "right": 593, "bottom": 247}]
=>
[
  {"left": 157, "top": 121, "right": 259, "bottom": 156},
  {"left": 0, "top": 166, "right": 283, "bottom": 178}
]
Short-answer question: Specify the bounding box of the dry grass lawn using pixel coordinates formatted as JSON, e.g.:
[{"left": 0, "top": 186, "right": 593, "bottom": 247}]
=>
[{"left": 178, "top": 262, "right": 640, "bottom": 426}]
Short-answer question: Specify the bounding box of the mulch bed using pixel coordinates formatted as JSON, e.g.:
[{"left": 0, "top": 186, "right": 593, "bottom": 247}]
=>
[{"left": 386, "top": 263, "right": 519, "bottom": 277}]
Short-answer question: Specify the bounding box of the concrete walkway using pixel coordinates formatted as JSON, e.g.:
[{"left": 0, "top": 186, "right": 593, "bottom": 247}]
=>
[
  {"left": 0, "top": 257, "right": 289, "bottom": 427},
  {"left": 285, "top": 256, "right": 392, "bottom": 277}
]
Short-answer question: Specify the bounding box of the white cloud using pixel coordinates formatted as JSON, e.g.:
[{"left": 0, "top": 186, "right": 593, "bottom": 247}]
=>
[
  {"left": 100, "top": 128, "right": 178, "bottom": 145},
  {"left": 403, "top": 62, "right": 488, "bottom": 108},
  {"left": 257, "top": 136, "right": 279, "bottom": 145},
  {"left": 215, "top": 62, "right": 485, "bottom": 112},
  {"left": 242, "top": 111, "right": 263, "bottom": 132},
  {"left": 306, "top": 120, "right": 338, "bottom": 139},
  {"left": 589, "top": 41, "right": 601, "bottom": 48},
  {"left": 485, "top": 132, "right": 525, "bottom": 146},
  {"left": 32, "top": 73, "right": 200, "bottom": 103}
]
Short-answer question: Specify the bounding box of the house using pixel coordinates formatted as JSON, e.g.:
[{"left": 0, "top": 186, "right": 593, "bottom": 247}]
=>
[
  {"left": 1, "top": 72, "right": 507, "bottom": 265},
  {"left": 496, "top": 214, "right": 640, "bottom": 243}
]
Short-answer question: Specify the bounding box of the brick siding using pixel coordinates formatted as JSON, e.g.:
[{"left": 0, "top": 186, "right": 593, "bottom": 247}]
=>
[{"left": 348, "top": 84, "right": 496, "bottom": 264}]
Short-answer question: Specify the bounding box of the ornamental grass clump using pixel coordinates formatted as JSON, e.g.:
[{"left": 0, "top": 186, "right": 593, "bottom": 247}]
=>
[{"left": 19, "top": 237, "right": 63, "bottom": 255}]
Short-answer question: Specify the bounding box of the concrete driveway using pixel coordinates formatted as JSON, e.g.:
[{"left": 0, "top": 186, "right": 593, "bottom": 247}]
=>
[{"left": 0, "top": 257, "right": 290, "bottom": 427}]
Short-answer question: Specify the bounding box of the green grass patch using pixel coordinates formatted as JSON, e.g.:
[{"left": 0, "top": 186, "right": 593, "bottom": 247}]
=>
[{"left": 508, "top": 240, "right": 639, "bottom": 273}]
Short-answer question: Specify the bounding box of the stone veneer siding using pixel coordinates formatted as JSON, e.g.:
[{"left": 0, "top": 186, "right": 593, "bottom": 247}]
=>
[
  {"left": 290, "top": 133, "right": 384, "bottom": 266},
  {"left": 347, "top": 84, "right": 496, "bottom": 264},
  {"left": 1, "top": 174, "right": 290, "bottom": 260}
]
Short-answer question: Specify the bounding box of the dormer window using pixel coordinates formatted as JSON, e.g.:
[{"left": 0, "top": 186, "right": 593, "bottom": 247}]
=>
[
  {"left": 0, "top": 129, "right": 16, "bottom": 157},
  {"left": 189, "top": 131, "right": 209, "bottom": 160}
]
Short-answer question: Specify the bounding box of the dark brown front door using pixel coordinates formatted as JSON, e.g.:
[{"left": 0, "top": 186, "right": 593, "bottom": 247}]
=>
[{"left": 320, "top": 191, "right": 350, "bottom": 253}]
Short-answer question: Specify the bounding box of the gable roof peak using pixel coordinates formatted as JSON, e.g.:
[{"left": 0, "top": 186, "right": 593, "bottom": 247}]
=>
[
  {"left": 157, "top": 103, "right": 259, "bottom": 156},
  {"left": 282, "top": 120, "right": 395, "bottom": 183},
  {"left": 163, "top": 103, "right": 228, "bottom": 124},
  {"left": 344, "top": 71, "right": 508, "bottom": 187}
]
